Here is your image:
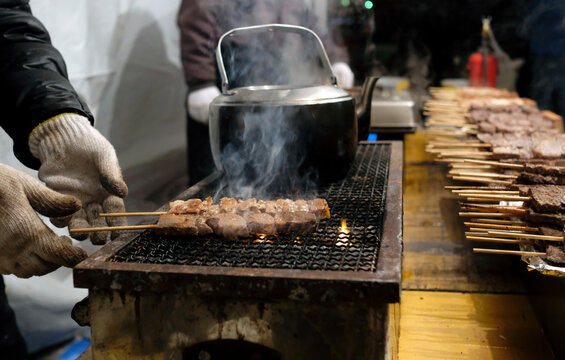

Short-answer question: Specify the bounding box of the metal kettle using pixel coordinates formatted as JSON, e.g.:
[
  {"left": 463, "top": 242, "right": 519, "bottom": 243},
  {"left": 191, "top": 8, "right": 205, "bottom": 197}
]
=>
[{"left": 209, "top": 24, "right": 377, "bottom": 186}]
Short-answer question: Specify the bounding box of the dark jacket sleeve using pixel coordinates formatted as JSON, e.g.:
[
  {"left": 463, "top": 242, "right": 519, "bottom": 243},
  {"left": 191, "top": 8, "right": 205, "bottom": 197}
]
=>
[
  {"left": 0, "top": 0, "right": 94, "bottom": 169},
  {"left": 177, "top": 0, "right": 220, "bottom": 92}
]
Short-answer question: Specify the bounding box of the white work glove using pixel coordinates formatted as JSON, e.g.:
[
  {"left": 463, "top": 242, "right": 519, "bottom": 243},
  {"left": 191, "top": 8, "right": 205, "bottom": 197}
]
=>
[
  {"left": 0, "top": 164, "right": 87, "bottom": 278},
  {"left": 29, "top": 114, "right": 128, "bottom": 245},
  {"left": 332, "top": 62, "right": 355, "bottom": 89},
  {"left": 187, "top": 86, "right": 221, "bottom": 124}
]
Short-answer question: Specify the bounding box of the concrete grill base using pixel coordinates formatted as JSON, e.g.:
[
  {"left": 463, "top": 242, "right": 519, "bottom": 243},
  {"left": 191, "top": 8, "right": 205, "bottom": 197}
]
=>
[{"left": 87, "top": 289, "right": 392, "bottom": 359}]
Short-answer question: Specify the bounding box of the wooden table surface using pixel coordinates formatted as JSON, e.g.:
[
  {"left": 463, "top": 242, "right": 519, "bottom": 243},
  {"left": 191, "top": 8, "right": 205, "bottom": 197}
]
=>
[{"left": 398, "top": 131, "right": 555, "bottom": 359}]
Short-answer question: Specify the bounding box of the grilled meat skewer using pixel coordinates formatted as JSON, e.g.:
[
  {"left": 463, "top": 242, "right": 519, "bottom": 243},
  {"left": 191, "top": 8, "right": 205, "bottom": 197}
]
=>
[{"left": 157, "top": 197, "right": 330, "bottom": 239}]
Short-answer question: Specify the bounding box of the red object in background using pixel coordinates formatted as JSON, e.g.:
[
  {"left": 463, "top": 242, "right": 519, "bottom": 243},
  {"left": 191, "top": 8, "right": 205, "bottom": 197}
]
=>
[{"left": 467, "top": 53, "right": 498, "bottom": 87}]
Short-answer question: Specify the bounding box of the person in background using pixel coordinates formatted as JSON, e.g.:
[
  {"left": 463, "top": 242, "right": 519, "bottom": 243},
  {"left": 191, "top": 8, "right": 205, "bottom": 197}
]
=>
[
  {"left": 178, "top": 0, "right": 355, "bottom": 186},
  {"left": 0, "top": 1, "right": 128, "bottom": 357}
]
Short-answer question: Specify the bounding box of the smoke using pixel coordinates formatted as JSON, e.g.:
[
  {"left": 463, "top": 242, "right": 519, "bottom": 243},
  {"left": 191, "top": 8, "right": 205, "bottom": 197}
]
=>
[
  {"left": 207, "top": 1, "right": 335, "bottom": 199},
  {"left": 216, "top": 106, "right": 319, "bottom": 200}
]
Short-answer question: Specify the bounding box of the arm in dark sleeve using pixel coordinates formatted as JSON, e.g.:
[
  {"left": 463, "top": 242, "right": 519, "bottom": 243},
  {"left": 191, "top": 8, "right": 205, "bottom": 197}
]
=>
[
  {"left": 177, "top": 0, "right": 219, "bottom": 92},
  {"left": 0, "top": 0, "right": 93, "bottom": 169}
]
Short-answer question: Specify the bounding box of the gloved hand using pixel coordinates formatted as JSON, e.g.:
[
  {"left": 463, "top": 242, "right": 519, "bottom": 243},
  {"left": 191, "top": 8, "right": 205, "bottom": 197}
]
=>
[
  {"left": 187, "top": 86, "right": 221, "bottom": 124},
  {"left": 0, "top": 164, "right": 87, "bottom": 278},
  {"left": 332, "top": 62, "right": 355, "bottom": 89},
  {"left": 29, "top": 114, "right": 128, "bottom": 245}
]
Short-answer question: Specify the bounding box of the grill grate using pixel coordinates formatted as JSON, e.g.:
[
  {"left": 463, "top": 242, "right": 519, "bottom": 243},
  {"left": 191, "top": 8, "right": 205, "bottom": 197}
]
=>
[{"left": 112, "top": 143, "right": 391, "bottom": 272}]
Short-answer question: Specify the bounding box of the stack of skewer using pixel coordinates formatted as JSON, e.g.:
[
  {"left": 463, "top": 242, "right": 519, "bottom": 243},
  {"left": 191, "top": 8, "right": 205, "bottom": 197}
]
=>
[{"left": 423, "top": 87, "right": 565, "bottom": 263}]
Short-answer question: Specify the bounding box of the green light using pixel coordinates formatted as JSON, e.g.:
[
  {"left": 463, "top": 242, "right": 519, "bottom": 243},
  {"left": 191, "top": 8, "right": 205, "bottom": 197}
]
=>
[
  {"left": 364, "top": 0, "right": 373, "bottom": 9},
  {"left": 341, "top": 0, "right": 350, "bottom": 6}
]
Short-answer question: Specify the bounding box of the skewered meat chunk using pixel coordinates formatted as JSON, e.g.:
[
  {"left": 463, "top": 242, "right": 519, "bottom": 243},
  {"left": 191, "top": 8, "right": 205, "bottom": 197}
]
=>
[
  {"left": 169, "top": 196, "right": 215, "bottom": 215},
  {"left": 525, "top": 163, "right": 565, "bottom": 176},
  {"left": 525, "top": 210, "right": 565, "bottom": 227},
  {"left": 294, "top": 199, "right": 310, "bottom": 212},
  {"left": 156, "top": 214, "right": 213, "bottom": 236},
  {"left": 545, "top": 245, "right": 565, "bottom": 264},
  {"left": 538, "top": 226, "right": 563, "bottom": 237},
  {"left": 220, "top": 197, "right": 238, "bottom": 213},
  {"left": 492, "top": 146, "right": 533, "bottom": 160},
  {"left": 308, "top": 199, "right": 331, "bottom": 219},
  {"left": 264, "top": 201, "right": 278, "bottom": 216},
  {"left": 206, "top": 213, "right": 249, "bottom": 240},
  {"left": 274, "top": 211, "right": 317, "bottom": 233},
  {"left": 275, "top": 199, "right": 296, "bottom": 212},
  {"left": 237, "top": 198, "right": 261, "bottom": 214},
  {"left": 526, "top": 185, "right": 565, "bottom": 212},
  {"left": 247, "top": 213, "right": 276, "bottom": 235},
  {"left": 518, "top": 172, "right": 565, "bottom": 185},
  {"left": 532, "top": 138, "right": 565, "bottom": 159},
  {"left": 169, "top": 199, "right": 202, "bottom": 214}
]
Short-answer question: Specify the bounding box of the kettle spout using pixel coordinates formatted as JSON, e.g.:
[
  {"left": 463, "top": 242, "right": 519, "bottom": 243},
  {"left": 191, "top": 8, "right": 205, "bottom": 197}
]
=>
[{"left": 356, "top": 76, "right": 379, "bottom": 140}]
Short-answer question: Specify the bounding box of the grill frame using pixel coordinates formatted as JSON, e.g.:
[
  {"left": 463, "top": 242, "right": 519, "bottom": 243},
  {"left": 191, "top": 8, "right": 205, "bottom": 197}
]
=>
[{"left": 73, "top": 141, "right": 403, "bottom": 303}]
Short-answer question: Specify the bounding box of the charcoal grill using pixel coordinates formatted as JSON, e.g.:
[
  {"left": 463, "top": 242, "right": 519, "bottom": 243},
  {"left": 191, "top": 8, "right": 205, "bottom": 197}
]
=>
[{"left": 74, "top": 141, "right": 403, "bottom": 360}]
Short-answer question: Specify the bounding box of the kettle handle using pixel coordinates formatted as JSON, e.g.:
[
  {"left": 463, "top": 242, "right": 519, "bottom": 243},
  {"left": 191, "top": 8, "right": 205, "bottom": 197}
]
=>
[{"left": 216, "top": 23, "right": 337, "bottom": 94}]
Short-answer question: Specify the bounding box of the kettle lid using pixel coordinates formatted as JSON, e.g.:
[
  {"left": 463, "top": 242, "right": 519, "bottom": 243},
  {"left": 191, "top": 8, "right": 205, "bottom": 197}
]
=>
[{"left": 211, "top": 85, "right": 352, "bottom": 106}]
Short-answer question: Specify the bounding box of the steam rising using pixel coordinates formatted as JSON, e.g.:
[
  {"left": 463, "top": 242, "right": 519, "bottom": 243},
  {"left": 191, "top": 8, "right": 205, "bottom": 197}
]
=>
[
  {"left": 210, "top": 3, "right": 333, "bottom": 200},
  {"left": 218, "top": 106, "right": 319, "bottom": 200}
]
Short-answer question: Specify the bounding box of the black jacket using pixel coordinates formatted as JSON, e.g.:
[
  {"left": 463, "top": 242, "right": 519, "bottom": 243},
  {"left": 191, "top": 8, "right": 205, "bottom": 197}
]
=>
[{"left": 0, "top": 0, "right": 93, "bottom": 168}]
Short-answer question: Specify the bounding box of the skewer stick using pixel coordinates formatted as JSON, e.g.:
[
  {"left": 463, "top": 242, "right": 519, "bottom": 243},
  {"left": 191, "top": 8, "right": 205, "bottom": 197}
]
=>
[
  {"left": 465, "top": 197, "right": 521, "bottom": 203},
  {"left": 460, "top": 202, "right": 523, "bottom": 208},
  {"left": 448, "top": 170, "right": 493, "bottom": 176},
  {"left": 99, "top": 212, "right": 167, "bottom": 217},
  {"left": 455, "top": 190, "right": 519, "bottom": 195},
  {"left": 436, "top": 158, "right": 467, "bottom": 163},
  {"left": 450, "top": 164, "right": 495, "bottom": 169},
  {"left": 463, "top": 222, "right": 538, "bottom": 232},
  {"left": 452, "top": 172, "right": 517, "bottom": 179},
  {"left": 470, "top": 218, "right": 525, "bottom": 225},
  {"left": 466, "top": 236, "right": 529, "bottom": 244},
  {"left": 452, "top": 176, "right": 514, "bottom": 185},
  {"left": 459, "top": 212, "right": 514, "bottom": 217},
  {"left": 473, "top": 248, "right": 546, "bottom": 257},
  {"left": 459, "top": 194, "right": 529, "bottom": 201},
  {"left": 469, "top": 227, "right": 524, "bottom": 233},
  {"left": 70, "top": 225, "right": 158, "bottom": 233},
  {"left": 460, "top": 206, "right": 526, "bottom": 215},
  {"left": 430, "top": 139, "right": 481, "bottom": 144},
  {"left": 445, "top": 185, "right": 508, "bottom": 190},
  {"left": 462, "top": 159, "right": 524, "bottom": 169},
  {"left": 437, "top": 152, "right": 493, "bottom": 158},
  {"left": 465, "top": 232, "right": 490, "bottom": 237},
  {"left": 487, "top": 230, "right": 563, "bottom": 242},
  {"left": 428, "top": 143, "right": 490, "bottom": 148},
  {"left": 461, "top": 203, "right": 525, "bottom": 210}
]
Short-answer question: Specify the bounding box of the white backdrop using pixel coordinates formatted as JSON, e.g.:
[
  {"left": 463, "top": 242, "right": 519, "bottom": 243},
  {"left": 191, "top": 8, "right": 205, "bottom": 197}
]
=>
[{"left": 1, "top": 0, "right": 187, "bottom": 353}]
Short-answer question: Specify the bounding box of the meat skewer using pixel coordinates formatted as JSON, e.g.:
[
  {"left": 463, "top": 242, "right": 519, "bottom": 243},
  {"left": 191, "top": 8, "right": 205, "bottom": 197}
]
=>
[{"left": 72, "top": 197, "right": 331, "bottom": 240}]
